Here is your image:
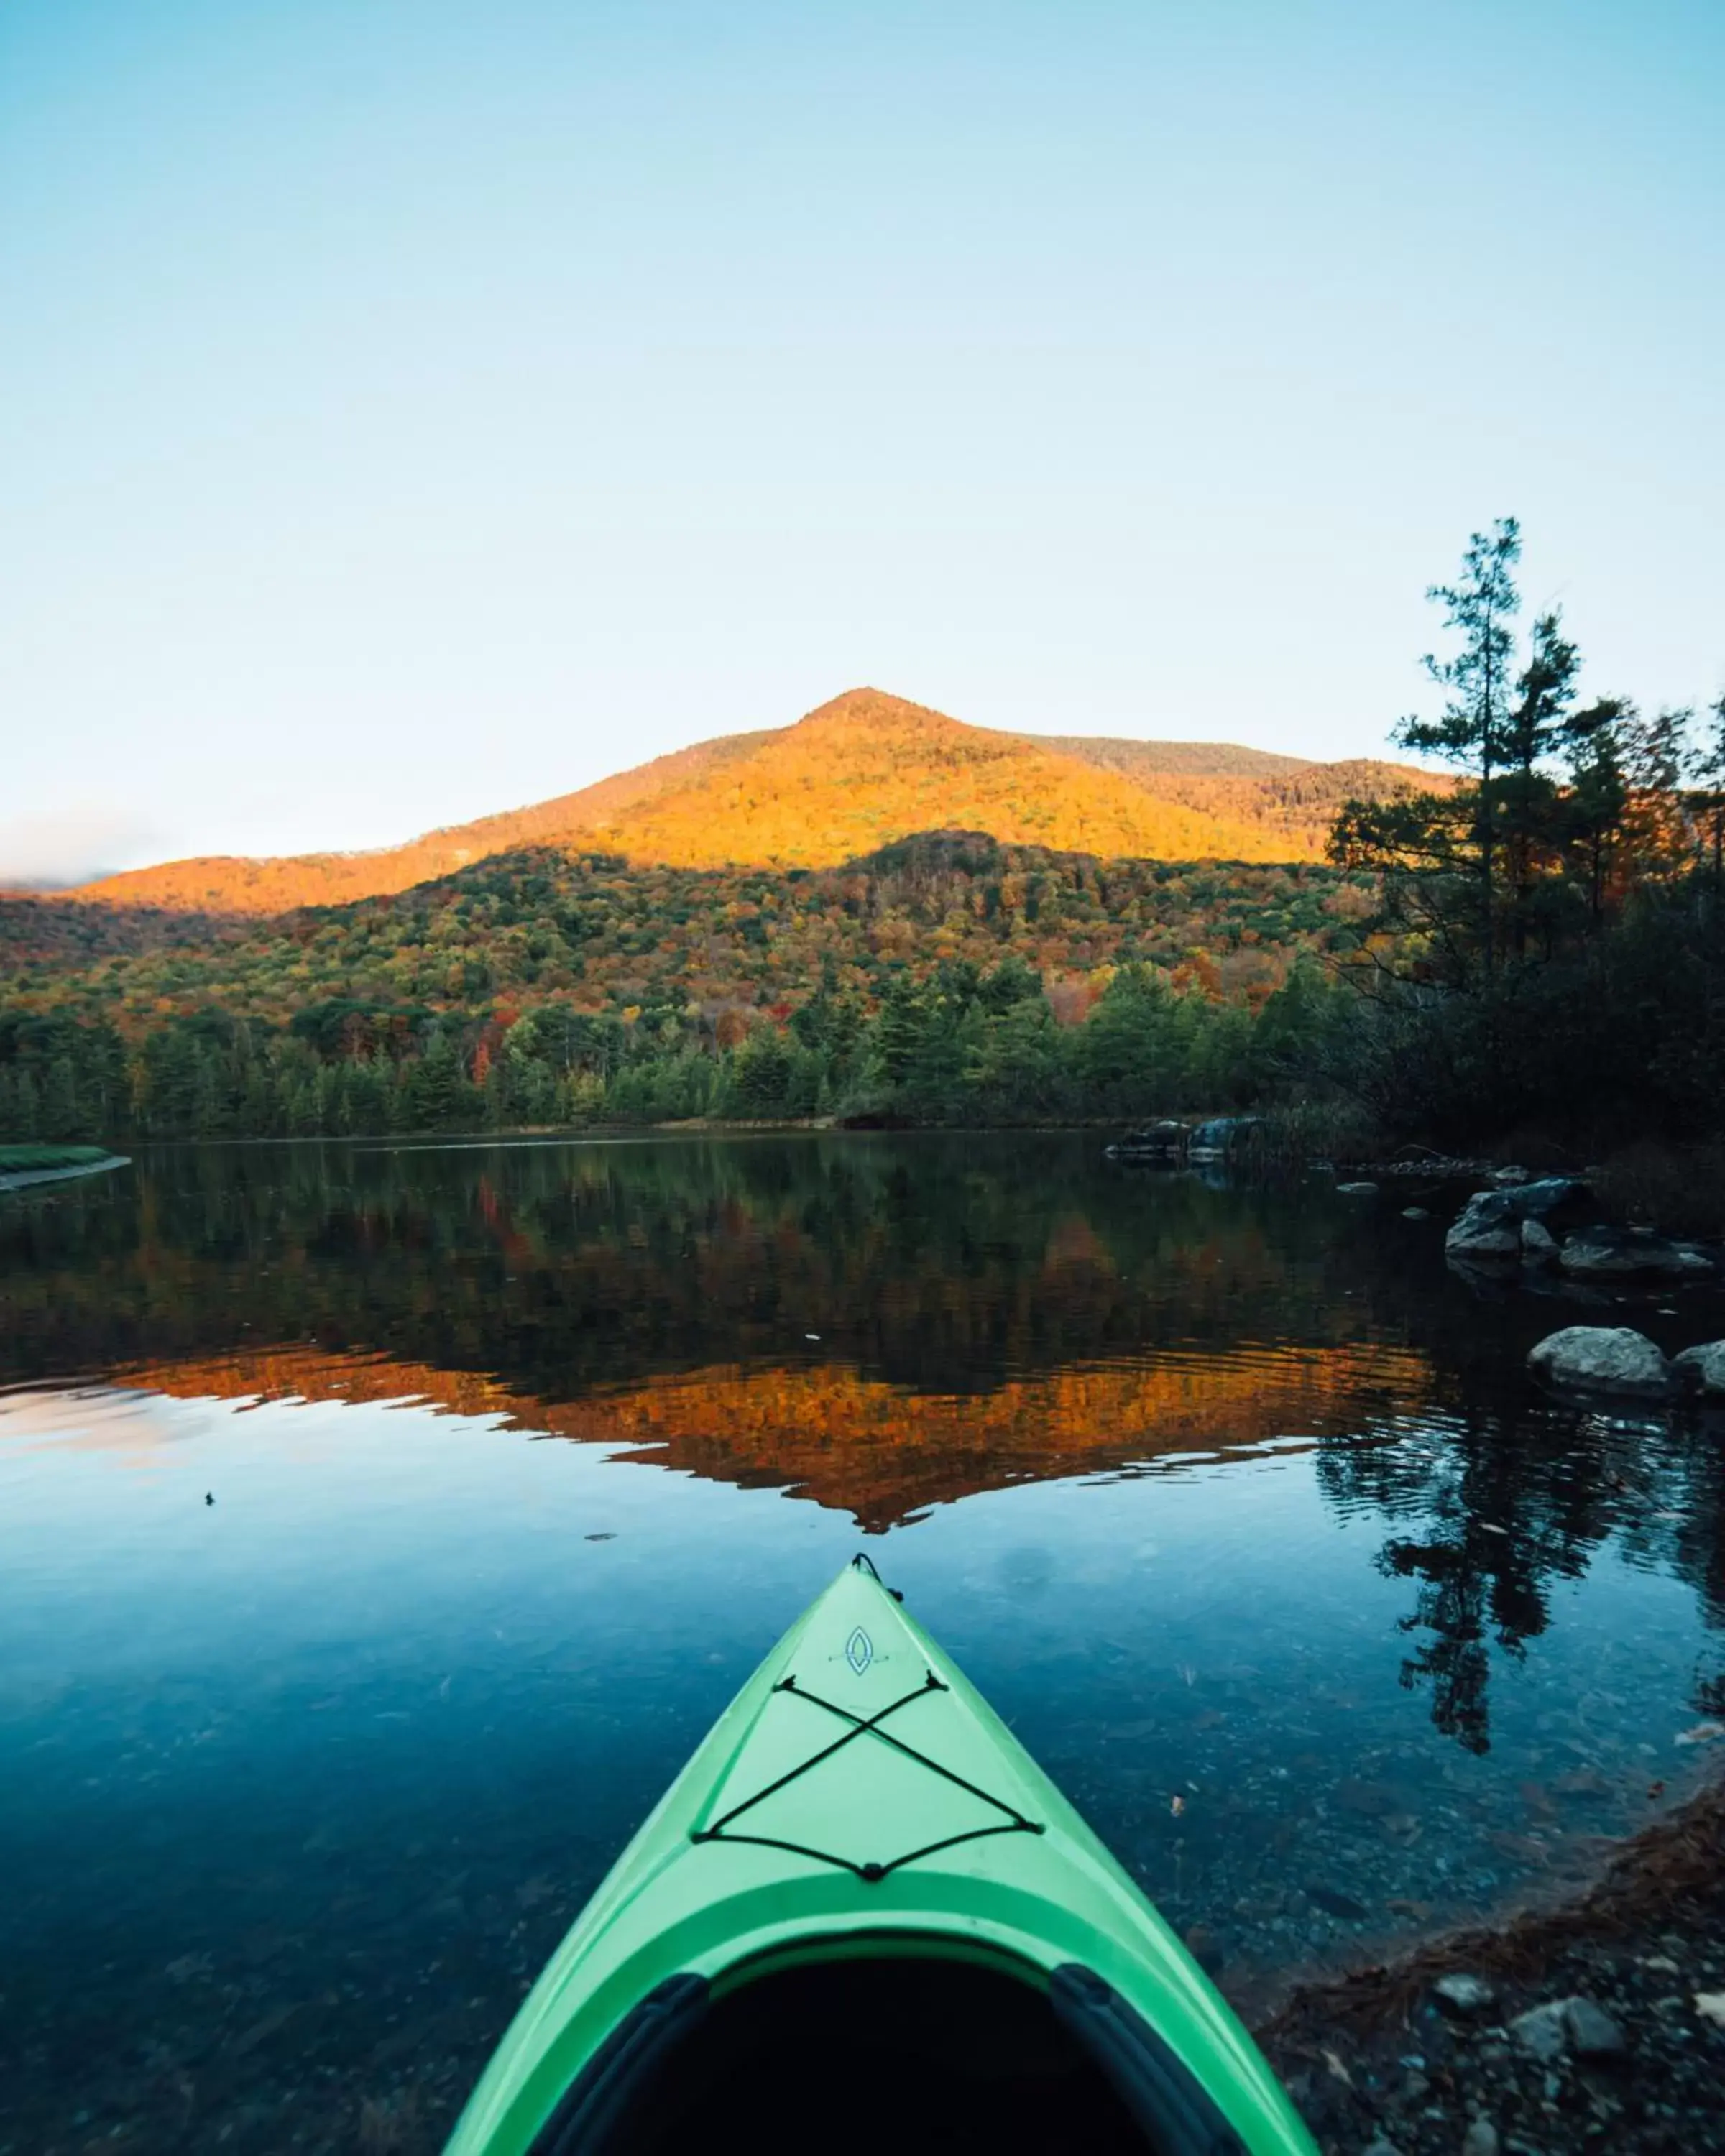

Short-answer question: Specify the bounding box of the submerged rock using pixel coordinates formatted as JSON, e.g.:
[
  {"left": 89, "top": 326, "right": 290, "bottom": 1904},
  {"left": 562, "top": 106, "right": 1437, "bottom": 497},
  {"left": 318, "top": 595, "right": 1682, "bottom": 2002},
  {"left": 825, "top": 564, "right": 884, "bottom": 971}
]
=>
[
  {"left": 1401, "top": 1206, "right": 1430, "bottom": 1221},
  {"left": 1335, "top": 1181, "right": 1379, "bottom": 1196},
  {"left": 1527, "top": 1327, "right": 1672, "bottom": 1397},
  {"left": 1673, "top": 1340, "right": 1725, "bottom": 1396}
]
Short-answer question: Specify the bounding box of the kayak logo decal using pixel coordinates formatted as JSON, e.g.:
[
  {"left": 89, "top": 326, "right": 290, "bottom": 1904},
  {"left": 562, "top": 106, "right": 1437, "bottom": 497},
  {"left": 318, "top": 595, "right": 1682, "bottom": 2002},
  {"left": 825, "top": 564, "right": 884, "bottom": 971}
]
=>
[{"left": 845, "top": 1626, "right": 875, "bottom": 1676}]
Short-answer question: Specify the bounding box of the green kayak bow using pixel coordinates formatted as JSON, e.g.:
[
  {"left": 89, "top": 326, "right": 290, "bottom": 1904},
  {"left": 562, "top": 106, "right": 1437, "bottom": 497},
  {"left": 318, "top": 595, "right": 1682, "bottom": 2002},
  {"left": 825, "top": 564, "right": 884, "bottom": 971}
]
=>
[{"left": 446, "top": 1557, "right": 1317, "bottom": 2156}]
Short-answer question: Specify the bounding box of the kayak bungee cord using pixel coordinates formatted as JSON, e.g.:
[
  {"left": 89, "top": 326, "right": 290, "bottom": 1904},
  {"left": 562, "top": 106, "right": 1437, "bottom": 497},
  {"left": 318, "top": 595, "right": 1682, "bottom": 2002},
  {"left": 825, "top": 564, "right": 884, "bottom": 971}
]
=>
[{"left": 691, "top": 1664, "right": 1044, "bottom": 1881}]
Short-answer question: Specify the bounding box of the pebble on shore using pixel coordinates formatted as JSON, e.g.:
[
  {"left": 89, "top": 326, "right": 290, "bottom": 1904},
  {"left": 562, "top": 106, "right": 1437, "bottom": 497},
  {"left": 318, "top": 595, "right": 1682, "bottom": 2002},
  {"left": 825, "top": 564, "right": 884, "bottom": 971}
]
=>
[{"left": 1257, "top": 1772, "right": 1725, "bottom": 2156}]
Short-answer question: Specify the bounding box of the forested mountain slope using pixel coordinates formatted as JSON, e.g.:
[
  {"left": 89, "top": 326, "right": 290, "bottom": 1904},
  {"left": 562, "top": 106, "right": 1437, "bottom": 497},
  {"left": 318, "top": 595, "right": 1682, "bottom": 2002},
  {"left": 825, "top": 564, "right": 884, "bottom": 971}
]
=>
[
  {"left": 66, "top": 689, "right": 1443, "bottom": 915},
  {"left": 12, "top": 834, "right": 1370, "bottom": 1029}
]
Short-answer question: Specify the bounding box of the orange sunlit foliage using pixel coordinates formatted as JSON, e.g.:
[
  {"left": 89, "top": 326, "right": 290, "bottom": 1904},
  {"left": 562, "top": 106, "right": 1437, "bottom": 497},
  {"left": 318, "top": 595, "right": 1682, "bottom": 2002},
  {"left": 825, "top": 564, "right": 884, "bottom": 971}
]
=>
[
  {"left": 110, "top": 1337, "right": 1435, "bottom": 1531},
  {"left": 64, "top": 691, "right": 1446, "bottom": 917}
]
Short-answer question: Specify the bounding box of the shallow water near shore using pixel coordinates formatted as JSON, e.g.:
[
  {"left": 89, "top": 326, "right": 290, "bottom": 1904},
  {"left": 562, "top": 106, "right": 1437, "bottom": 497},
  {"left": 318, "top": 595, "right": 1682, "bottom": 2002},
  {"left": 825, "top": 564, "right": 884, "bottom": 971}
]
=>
[{"left": 3, "top": 1133, "right": 1724, "bottom": 2153}]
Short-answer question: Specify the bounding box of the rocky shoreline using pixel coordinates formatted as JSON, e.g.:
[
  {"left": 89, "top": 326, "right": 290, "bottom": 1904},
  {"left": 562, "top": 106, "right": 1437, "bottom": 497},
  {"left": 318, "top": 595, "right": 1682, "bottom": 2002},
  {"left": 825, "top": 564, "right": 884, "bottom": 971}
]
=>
[{"left": 1257, "top": 1770, "right": 1725, "bottom": 2154}]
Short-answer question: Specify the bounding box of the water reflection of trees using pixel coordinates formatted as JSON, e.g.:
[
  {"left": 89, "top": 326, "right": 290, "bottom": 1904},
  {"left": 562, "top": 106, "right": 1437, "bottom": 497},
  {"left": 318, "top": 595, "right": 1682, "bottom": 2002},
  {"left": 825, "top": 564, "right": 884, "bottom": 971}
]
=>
[
  {"left": 1317, "top": 1403, "right": 1725, "bottom": 1751},
  {"left": 4, "top": 1137, "right": 1722, "bottom": 1747},
  {"left": 0, "top": 1136, "right": 1403, "bottom": 1395}
]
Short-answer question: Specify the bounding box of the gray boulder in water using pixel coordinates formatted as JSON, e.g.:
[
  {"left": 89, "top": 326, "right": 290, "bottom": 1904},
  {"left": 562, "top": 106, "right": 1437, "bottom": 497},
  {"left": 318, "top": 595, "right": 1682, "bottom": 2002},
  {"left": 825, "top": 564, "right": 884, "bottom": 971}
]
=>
[
  {"left": 1674, "top": 1341, "right": 1725, "bottom": 1396},
  {"left": 1527, "top": 1326, "right": 1673, "bottom": 1396},
  {"left": 1445, "top": 1195, "right": 1520, "bottom": 1258},
  {"left": 1445, "top": 1178, "right": 1583, "bottom": 1261}
]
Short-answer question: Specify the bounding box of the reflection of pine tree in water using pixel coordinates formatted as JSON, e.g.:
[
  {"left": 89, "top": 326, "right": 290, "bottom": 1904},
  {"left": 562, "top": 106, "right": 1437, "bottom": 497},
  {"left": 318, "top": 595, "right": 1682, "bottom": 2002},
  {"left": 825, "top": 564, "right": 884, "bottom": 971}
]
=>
[
  {"left": 1319, "top": 1399, "right": 1725, "bottom": 1753},
  {"left": 1379, "top": 1524, "right": 1542, "bottom": 1756},
  {"left": 1331, "top": 1409, "right": 1557, "bottom": 1754}
]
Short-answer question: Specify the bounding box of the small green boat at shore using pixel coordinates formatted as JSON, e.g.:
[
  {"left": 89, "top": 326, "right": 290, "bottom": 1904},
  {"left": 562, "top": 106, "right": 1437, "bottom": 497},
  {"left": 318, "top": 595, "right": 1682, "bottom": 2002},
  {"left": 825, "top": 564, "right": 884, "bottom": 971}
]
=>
[{"left": 446, "top": 1557, "right": 1316, "bottom": 2155}]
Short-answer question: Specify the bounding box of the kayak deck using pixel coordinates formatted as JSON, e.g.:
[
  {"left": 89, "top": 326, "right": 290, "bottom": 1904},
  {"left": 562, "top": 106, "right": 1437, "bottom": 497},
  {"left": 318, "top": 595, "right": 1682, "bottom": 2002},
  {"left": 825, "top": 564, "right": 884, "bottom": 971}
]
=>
[{"left": 445, "top": 1557, "right": 1317, "bottom": 2156}]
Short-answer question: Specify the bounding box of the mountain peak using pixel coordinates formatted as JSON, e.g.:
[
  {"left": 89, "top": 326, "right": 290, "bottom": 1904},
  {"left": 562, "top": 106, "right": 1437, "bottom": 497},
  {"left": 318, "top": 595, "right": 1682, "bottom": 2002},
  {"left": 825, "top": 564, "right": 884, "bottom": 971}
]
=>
[
  {"left": 792, "top": 688, "right": 960, "bottom": 734},
  {"left": 62, "top": 688, "right": 1448, "bottom": 914}
]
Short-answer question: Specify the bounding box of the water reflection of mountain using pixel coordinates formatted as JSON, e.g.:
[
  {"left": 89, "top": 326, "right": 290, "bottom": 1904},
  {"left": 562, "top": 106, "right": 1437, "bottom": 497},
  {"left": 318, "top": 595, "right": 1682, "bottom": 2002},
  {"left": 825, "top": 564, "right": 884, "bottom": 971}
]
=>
[
  {"left": 5, "top": 1133, "right": 1722, "bottom": 1747},
  {"left": 96, "top": 1339, "right": 1435, "bottom": 1530}
]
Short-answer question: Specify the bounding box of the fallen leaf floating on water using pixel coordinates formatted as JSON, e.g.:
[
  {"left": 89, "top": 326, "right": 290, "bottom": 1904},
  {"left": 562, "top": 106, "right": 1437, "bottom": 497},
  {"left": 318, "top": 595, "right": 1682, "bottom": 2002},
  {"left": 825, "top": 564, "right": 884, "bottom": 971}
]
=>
[
  {"left": 1674, "top": 1722, "right": 1725, "bottom": 1746},
  {"left": 1696, "top": 1994, "right": 1725, "bottom": 2029},
  {"left": 1169, "top": 1794, "right": 1186, "bottom": 1816}
]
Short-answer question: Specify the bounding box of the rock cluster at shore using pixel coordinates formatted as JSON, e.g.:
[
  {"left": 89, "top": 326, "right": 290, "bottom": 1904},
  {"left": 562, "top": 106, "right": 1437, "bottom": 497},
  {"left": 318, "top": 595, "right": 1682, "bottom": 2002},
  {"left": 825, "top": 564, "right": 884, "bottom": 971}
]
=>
[
  {"left": 1259, "top": 1774, "right": 1725, "bottom": 2155},
  {"left": 1443, "top": 1183, "right": 1716, "bottom": 1281},
  {"left": 1527, "top": 1327, "right": 1725, "bottom": 1399},
  {"left": 1443, "top": 1179, "right": 1583, "bottom": 1261}
]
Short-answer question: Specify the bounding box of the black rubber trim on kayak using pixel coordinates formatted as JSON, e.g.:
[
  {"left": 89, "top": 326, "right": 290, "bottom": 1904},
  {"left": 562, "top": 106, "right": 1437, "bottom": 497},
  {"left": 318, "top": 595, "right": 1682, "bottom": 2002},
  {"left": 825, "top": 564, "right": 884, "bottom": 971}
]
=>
[
  {"left": 1049, "top": 1965, "right": 1248, "bottom": 2156},
  {"left": 525, "top": 1972, "right": 709, "bottom": 2156},
  {"left": 850, "top": 1550, "right": 904, "bottom": 1600},
  {"left": 690, "top": 1671, "right": 1043, "bottom": 1883}
]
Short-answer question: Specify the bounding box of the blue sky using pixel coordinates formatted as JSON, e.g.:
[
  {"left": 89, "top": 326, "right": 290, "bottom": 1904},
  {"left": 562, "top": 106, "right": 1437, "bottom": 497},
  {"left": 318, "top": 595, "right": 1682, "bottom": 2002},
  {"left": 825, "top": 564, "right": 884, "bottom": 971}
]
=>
[{"left": 2, "top": 0, "right": 1721, "bottom": 877}]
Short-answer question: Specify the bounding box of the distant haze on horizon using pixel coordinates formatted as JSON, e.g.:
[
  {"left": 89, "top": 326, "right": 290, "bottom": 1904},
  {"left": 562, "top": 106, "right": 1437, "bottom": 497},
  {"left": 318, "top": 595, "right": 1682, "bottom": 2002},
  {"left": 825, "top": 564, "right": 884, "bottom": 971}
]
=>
[{"left": 2, "top": 0, "right": 1721, "bottom": 884}]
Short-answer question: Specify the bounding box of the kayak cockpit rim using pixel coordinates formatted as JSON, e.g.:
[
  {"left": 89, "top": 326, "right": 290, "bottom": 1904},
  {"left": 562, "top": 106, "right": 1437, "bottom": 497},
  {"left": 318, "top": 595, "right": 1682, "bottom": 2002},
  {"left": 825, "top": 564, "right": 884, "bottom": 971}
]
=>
[
  {"left": 703, "top": 1922, "right": 1053, "bottom": 1999},
  {"left": 523, "top": 1945, "right": 1253, "bottom": 2156}
]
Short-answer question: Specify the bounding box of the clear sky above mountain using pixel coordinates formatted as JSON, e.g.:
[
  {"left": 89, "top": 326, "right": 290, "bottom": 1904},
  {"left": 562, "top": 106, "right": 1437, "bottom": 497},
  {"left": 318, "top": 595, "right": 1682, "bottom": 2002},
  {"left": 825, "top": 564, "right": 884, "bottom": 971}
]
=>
[{"left": 1, "top": 0, "right": 1720, "bottom": 880}]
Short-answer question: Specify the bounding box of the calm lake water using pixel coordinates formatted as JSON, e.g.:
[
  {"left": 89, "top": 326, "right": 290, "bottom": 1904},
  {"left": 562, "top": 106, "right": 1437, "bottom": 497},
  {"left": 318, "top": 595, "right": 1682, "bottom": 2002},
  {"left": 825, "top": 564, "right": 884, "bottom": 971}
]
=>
[{"left": 4, "top": 1133, "right": 1724, "bottom": 2154}]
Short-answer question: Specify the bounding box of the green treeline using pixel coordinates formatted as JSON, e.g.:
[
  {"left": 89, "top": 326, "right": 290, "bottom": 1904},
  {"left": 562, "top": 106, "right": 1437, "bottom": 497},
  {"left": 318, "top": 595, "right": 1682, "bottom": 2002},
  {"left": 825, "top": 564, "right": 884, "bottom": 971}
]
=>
[{"left": 0, "top": 957, "right": 1348, "bottom": 1142}]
